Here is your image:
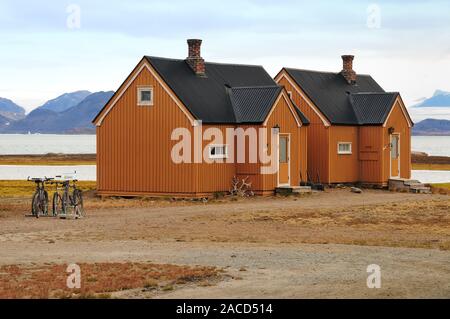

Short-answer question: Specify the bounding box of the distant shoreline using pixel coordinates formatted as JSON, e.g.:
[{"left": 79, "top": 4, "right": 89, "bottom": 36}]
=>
[
  {"left": 1, "top": 152, "right": 449, "bottom": 171},
  {"left": 412, "top": 133, "right": 450, "bottom": 136},
  {"left": 1, "top": 133, "right": 449, "bottom": 136},
  {"left": 0, "top": 133, "right": 96, "bottom": 136},
  {"left": 0, "top": 153, "right": 96, "bottom": 166},
  {"left": 411, "top": 152, "right": 450, "bottom": 170}
]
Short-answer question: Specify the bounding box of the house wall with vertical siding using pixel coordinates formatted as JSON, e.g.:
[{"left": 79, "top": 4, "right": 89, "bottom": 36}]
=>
[
  {"left": 96, "top": 61, "right": 197, "bottom": 196},
  {"left": 359, "top": 126, "right": 384, "bottom": 184},
  {"left": 96, "top": 64, "right": 308, "bottom": 197},
  {"left": 276, "top": 70, "right": 411, "bottom": 186},
  {"left": 329, "top": 126, "right": 359, "bottom": 183},
  {"left": 195, "top": 124, "right": 237, "bottom": 195},
  {"left": 276, "top": 72, "right": 329, "bottom": 184},
  {"left": 234, "top": 124, "right": 264, "bottom": 193},
  {"left": 263, "top": 93, "right": 308, "bottom": 191},
  {"left": 382, "top": 99, "right": 412, "bottom": 181}
]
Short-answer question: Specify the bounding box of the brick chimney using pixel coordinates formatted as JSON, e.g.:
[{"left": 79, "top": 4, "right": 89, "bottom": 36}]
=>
[
  {"left": 341, "top": 55, "right": 356, "bottom": 84},
  {"left": 186, "top": 39, "right": 206, "bottom": 76}
]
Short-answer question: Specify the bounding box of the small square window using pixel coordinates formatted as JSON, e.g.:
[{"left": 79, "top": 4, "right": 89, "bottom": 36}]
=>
[
  {"left": 209, "top": 145, "right": 227, "bottom": 159},
  {"left": 137, "top": 87, "right": 153, "bottom": 106},
  {"left": 338, "top": 142, "right": 352, "bottom": 154}
]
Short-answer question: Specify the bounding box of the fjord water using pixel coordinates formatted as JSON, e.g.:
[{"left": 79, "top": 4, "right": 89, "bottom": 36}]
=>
[
  {"left": 0, "top": 134, "right": 449, "bottom": 182},
  {"left": 411, "top": 136, "right": 450, "bottom": 156},
  {"left": 0, "top": 134, "right": 449, "bottom": 156},
  {"left": 0, "top": 134, "right": 96, "bottom": 180},
  {"left": 0, "top": 134, "right": 95, "bottom": 155},
  {"left": 0, "top": 165, "right": 96, "bottom": 181}
]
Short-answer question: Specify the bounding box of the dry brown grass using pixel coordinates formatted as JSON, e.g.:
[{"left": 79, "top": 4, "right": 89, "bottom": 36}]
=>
[
  {"left": 430, "top": 183, "right": 450, "bottom": 195},
  {"left": 0, "top": 154, "right": 96, "bottom": 166},
  {"left": 0, "top": 180, "right": 96, "bottom": 197},
  {"left": 190, "top": 198, "right": 450, "bottom": 250},
  {"left": 432, "top": 183, "right": 450, "bottom": 190},
  {"left": 412, "top": 163, "right": 450, "bottom": 170},
  {"left": 0, "top": 180, "right": 230, "bottom": 218},
  {"left": 0, "top": 262, "right": 219, "bottom": 299},
  {"left": 412, "top": 153, "right": 450, "bottom": 165},
  {"left": 0, "top": 181, "right": 96, "bottom": 218},
  {"left": 0, "top": 197, "right": 161, "bottom": 218},
  {"left": 1, "top": 186, "right": 448, "bottom": 251}
]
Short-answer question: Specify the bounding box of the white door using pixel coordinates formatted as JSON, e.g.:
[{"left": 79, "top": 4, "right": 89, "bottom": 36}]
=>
[{"left": 390, "top": 134, "right": 400, "bottom": 178}]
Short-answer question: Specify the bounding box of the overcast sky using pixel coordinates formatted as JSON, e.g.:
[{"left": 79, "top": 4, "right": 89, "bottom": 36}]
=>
[{"left": 1, "top": 0, "right": 449, "bottom": 113}]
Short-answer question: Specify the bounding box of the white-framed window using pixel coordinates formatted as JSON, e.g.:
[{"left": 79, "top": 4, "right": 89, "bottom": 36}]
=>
[
  {"left": 209, "top": 145, "right": 228, "bottom": 159},
  {"left": 137, "top": 86, "right": 153, "bottom": 106},
  {"left": 337, "top": 142, "right": 352, "bottom": 155}
]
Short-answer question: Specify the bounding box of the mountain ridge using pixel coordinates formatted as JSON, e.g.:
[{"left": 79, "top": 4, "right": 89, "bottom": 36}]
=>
[
  {"left": 38, "top": 90, "right": 92, "bottom": 113},
  {"left": 413, "top": 90, "right": 450, "bottom": 108},
  {"left": 412, "top": 118, "right": 450, "bottom": 136},
  {"left": 0, "top": 97, "right": 26, "bottom": 120},
  {"left": 0, "top": 91, "right": 114, "bottom": 134}
]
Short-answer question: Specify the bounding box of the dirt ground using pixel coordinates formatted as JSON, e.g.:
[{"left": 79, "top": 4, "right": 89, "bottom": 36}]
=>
[{"left": 0, "top": 189, "right": 449, "bottom": 298}]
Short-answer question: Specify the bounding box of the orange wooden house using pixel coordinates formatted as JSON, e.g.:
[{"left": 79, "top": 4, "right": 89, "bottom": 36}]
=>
[
  {"left": 93, "top": 39, "right": 309, "bottom": 197},
  {"left": 275, "top": 55, "right": 413, "bottom": 186}
]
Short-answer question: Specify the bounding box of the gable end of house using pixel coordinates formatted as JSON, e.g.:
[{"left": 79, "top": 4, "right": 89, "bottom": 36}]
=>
[{"left": 92, "top": 58, "right": 197, "bottom": 127}]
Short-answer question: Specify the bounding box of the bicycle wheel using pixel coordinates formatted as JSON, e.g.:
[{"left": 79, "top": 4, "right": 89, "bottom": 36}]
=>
[
  {"left": 52, "top": 192, "right": 64, "bottom": 216},
  {"left": 31, "top": 192, "right": 40, "bottom": 218},
  {"left": 72, "top": 189, "right": 85, "bottom": 218},
  {"left": 61, "top": 192, "right": 70, "bottom": 217},
  {"left": 42, "top": 191, "right": 49, "bottom": 216}
]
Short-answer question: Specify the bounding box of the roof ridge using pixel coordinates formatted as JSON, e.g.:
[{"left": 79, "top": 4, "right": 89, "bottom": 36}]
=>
[
  {"left": 285, "top": 67, "right": 338, "bottom": 75},
  {"left": 231, "top": 85, "right": 280, "bottom": 90},
  {"left": 204, "top": 61, "right": 265, "bottom": 68},
  {"left": 146, "top": 56, "right": 265, "bottom": 69},
  {"left": 351, "top": 92, "right": 399, "bottom": 95},
  {"left": 145, "top": 55, "right": 183, "bottom": 62},
  {"left": 285, "top": 67, "right": 373, "bottom": 77}
]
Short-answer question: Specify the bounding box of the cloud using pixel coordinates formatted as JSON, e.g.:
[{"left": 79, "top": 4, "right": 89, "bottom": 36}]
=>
[{"left": 0, "top": 0, "right": 449, "bottom": 110}]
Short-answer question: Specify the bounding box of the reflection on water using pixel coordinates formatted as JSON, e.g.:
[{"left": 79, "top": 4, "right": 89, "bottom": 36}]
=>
[
  {"left": 0, "top": 166, "right": 447, "bottom": 184},
  {"left": 411, "top": 170, "right": 450, "bottom": 184},
  {"left": 0, "top": 165, "right": 96, "bottom": 181},
  {"left": 0, "top": 134, "right": 95, "bottom": 155},
  {"left": 411, "top": 136, "right": 450, "bottom": 157}
]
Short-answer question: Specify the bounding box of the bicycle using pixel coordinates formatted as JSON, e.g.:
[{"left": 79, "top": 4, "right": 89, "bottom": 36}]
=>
[
  {"left": 52, "top": 179, "right": 85, "bottom": 219},
  {"left": 28, "top": 177, "right": 53, "bottom": 218}
]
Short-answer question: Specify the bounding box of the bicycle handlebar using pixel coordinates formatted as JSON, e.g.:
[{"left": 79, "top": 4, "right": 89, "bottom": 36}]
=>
[{"left": 27, "top": 177, "right": 54, "bottom": 182}]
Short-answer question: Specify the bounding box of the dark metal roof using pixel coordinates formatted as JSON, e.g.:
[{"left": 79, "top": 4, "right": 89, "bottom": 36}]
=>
[
  {"left": 146, "top": 56, "right": 281, "bottom": 124},
  {"left": 229, "top": 86, "right": 281, "bottom": 123},
  {"left": 350, "top": 92, "right": 399, "bottom": 125},
  {"left": 284, "top": 68, "right": 386, "bottom": 125},
  {"left": 291, "top": 101, "right": 310, "bottom": 125}
]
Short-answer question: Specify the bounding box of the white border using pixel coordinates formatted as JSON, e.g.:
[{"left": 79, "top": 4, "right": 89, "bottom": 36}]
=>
[
  {"left": 277, "top": 133, "right": 291, "bottom": 187},
  {"left": 137, "top": 86, "right": 154, "bottom": 106},
  {"left": 337, "top": 142, "right": 352, "bottom": 155},
  {"left": 95, "top": 60, "right": 196, "bottom": 126},
  {"left": 383, "top": 96, "right": 413, "bottom": 128},
  {"left": 389, "top": 133, "right": 401, "bottom": 178},
  {"left": 275, "top": 71, "right": 331, "bottom": 127},
  {"left": 263, "top": 91, "right": 302, "bottom": 127},
  {"left": 208, "top": 145, "right": 228, "bottom": 159}
]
